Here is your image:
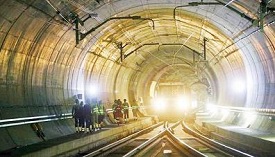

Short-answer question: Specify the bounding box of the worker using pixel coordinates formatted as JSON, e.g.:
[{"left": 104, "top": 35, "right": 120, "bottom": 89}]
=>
[
  {"left": 91, "top": 98, "right": 99, "bottom": 131},
  {"left": 97, "top": 100, "right": 105, "bottom": 129},
  {"left": 72, "top": 99, "right": 81, "bottom": 132},
  {"left": 112, "top": 100, "right": 118, "bottom": 122},
  {"left": 83, "top": 99, "right": 92, "bottom": 133},
  {"left": 79, "top": 101, "right": 85, "bottom": 132},
  {"left": 122, "top": 99, "right": 130, "bottom": 123},
  {"left": 115, "top": 100, "right": 123, "bottom": 125}
]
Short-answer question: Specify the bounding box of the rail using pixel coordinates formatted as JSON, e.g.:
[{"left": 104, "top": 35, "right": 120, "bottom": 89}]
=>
[
  {"left": 166, "top": 122, "right": 207, "bottom": 157},
  {"left": 123, "top": 122, "right": 168, "bottom": 157},
  {"left": 181, "top": 121, "right": 254, "bottom": 157},
  {"left": 124, "top": 121, "right": 207, "bottom": 157},
  {"left": 83, "top": 122, "right": 164, "bottom": 157}
]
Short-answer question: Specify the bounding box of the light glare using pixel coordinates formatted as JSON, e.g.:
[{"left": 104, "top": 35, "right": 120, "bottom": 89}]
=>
[
  {"left": 221, "top": 109, "right": 230, "bottom": 121},
  {"left": 176, "top": 96, "right": 187, "bottom": 110},
  {"left": 153, "top": 97, "right": 167, "bottom": 111},
  {"left": 206, "top": 103, "right": 217, "bottom": 114},
  {"left": 242, "top": 112, "right": 257, "bottom": 127},
  {"left": 88, "top": 85, "right": 98, "bottom": 97},
  {"left": 232, "top": 79, "right": 246, "bottom": 93}
]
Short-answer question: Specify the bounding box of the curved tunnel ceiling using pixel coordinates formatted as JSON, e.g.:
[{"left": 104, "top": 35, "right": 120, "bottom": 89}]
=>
[{"left": 0, "top": 0, "right": 275, "bottom": 113}]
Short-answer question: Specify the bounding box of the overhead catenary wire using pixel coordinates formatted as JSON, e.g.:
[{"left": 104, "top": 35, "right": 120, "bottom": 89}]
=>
[
  {"left": 172, "top": 32, "right": 194, "bottom": 65},
  {"left": 216, "top": 0, "right": 236, "bottom": 12},
  {"left": 212, "top": 19, "right": 275, "bottom": 60},
  {"left": 45, "top": 0, "right": 71, "bottom": 24}
]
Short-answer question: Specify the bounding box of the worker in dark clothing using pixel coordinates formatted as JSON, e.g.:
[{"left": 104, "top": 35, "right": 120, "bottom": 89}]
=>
[
  {"left": 123, "top": 99, "right": 130, "bottom": 123},
  {"left": 79, "top": 101, "right": 85, "bottom": 132},
  {"left": 72, "top": 99, "right": 81, "bottom": 132},
  {"left": 98, "top": 100, "right": 105, "bottom": 129},
  {"left": 83, "top": 100, "right": 92, "bottom": 133}
]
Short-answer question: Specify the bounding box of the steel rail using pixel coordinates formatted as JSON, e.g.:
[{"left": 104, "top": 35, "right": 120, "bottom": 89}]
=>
[
  {"left": 124, "top": 121, "right": 207, "bottom": 157},
  {"left": 181, "top": 121, "right": 254, "bottom": 157},
  {"left": 165, "top": 121, "right": 207, "bottom": 157},
  {"left": 83, "top": 122, "right": 164, "bottom": 157},
  {"left": 122, "top": 122, "right": 169, "bottom": 157}
]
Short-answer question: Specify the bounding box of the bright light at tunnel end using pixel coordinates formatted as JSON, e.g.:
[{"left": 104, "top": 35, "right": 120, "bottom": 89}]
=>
[
  {"left": 153, "top": 97, "right": 167, "bottom": 111},
  {"left": 152, "top": 96, "right": 189, "bottom": 113},
  {"left": 176, "top": 96, "right": 188, "bottom": 110}
]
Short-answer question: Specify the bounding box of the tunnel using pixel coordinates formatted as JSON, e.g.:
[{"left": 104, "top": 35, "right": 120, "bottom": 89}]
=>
[{"left": 0, "top": 0, "right": 275, "bottom": 154}]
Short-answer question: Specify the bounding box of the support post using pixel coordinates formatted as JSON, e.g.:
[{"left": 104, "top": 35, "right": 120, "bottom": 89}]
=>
[
  {"left": 260, "top": 0, "right": 268, "bottom": 32},
  {"left": 116, "top": 42, "right": 129, "bottom": 62},
  {"left": 203, "top": 37, "right": 207, "bottom": 60},
  {"left": 118, "top": 42, "right": 123, "bottom": 62},
  {"left": 75, "top": 16, "right": 80, "bottom": 45}
]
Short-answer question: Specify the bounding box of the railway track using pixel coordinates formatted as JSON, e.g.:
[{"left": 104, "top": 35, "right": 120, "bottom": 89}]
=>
[
  {"left": 173, "top": 121, "right": 254, "bottom": 157},
  {"left": 77, "top": 121, "right": 254, "bottom": 157}
]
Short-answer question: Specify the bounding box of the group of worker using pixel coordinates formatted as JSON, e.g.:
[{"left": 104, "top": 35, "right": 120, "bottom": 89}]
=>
[
  {"left": 72, "top": 98, "right": 105, "bottom": 133},
  {"left": 112, "top": 99, "right": 139, "bottom": 125},
  {"left": 72, "top": 97, "right": 142, "bottom": 132}
]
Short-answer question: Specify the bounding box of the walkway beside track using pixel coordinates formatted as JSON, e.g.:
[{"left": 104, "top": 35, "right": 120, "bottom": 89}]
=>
[{"left": 4, "top": 117, "right": 157, "bottom": 157}]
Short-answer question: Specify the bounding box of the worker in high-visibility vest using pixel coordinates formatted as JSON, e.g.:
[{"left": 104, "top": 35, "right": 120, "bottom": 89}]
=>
[
  {"left": 91, "top": 98, "right": 99, "bottom": 131},
  {"left": 98, "top": 100, "right": 105, "bottom": 129},
  {"left": 123, "top": 99, "right": 130, "bottom": 123}
]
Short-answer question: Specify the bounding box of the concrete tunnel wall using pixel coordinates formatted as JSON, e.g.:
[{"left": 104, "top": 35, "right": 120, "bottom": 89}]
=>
[{"left": 0, "top": 0, "right": 275, "bottom": 152}]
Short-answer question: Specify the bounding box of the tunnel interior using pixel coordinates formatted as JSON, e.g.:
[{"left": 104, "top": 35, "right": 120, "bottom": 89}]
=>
[{"left": 0, "top": 0, "right": 275, "bottom": 152}]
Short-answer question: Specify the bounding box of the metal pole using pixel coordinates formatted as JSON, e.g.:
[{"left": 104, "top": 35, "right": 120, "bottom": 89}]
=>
[
  {"left": 118, "top": 42, "right": 123, "bottom": 62},
  {"left": 203, "top": 38, "right": 207, "bottom": 60},
  {"left": 75, "top": 16, "right": 79, "bottom": 45}
]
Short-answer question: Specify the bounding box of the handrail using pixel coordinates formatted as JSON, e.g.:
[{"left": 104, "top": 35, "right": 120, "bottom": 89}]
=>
[
  {"left": 0, "top": 105, "right": 149, "bottom": 128},
  {"left": 0, "top": 113, "right": 72, "bottom": 128},
  {"left": 106, "top": 106, "right": 147, "bottom": 113},
  {"left": 210, "top": 105, "right": 275, "bottom": 116}
]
